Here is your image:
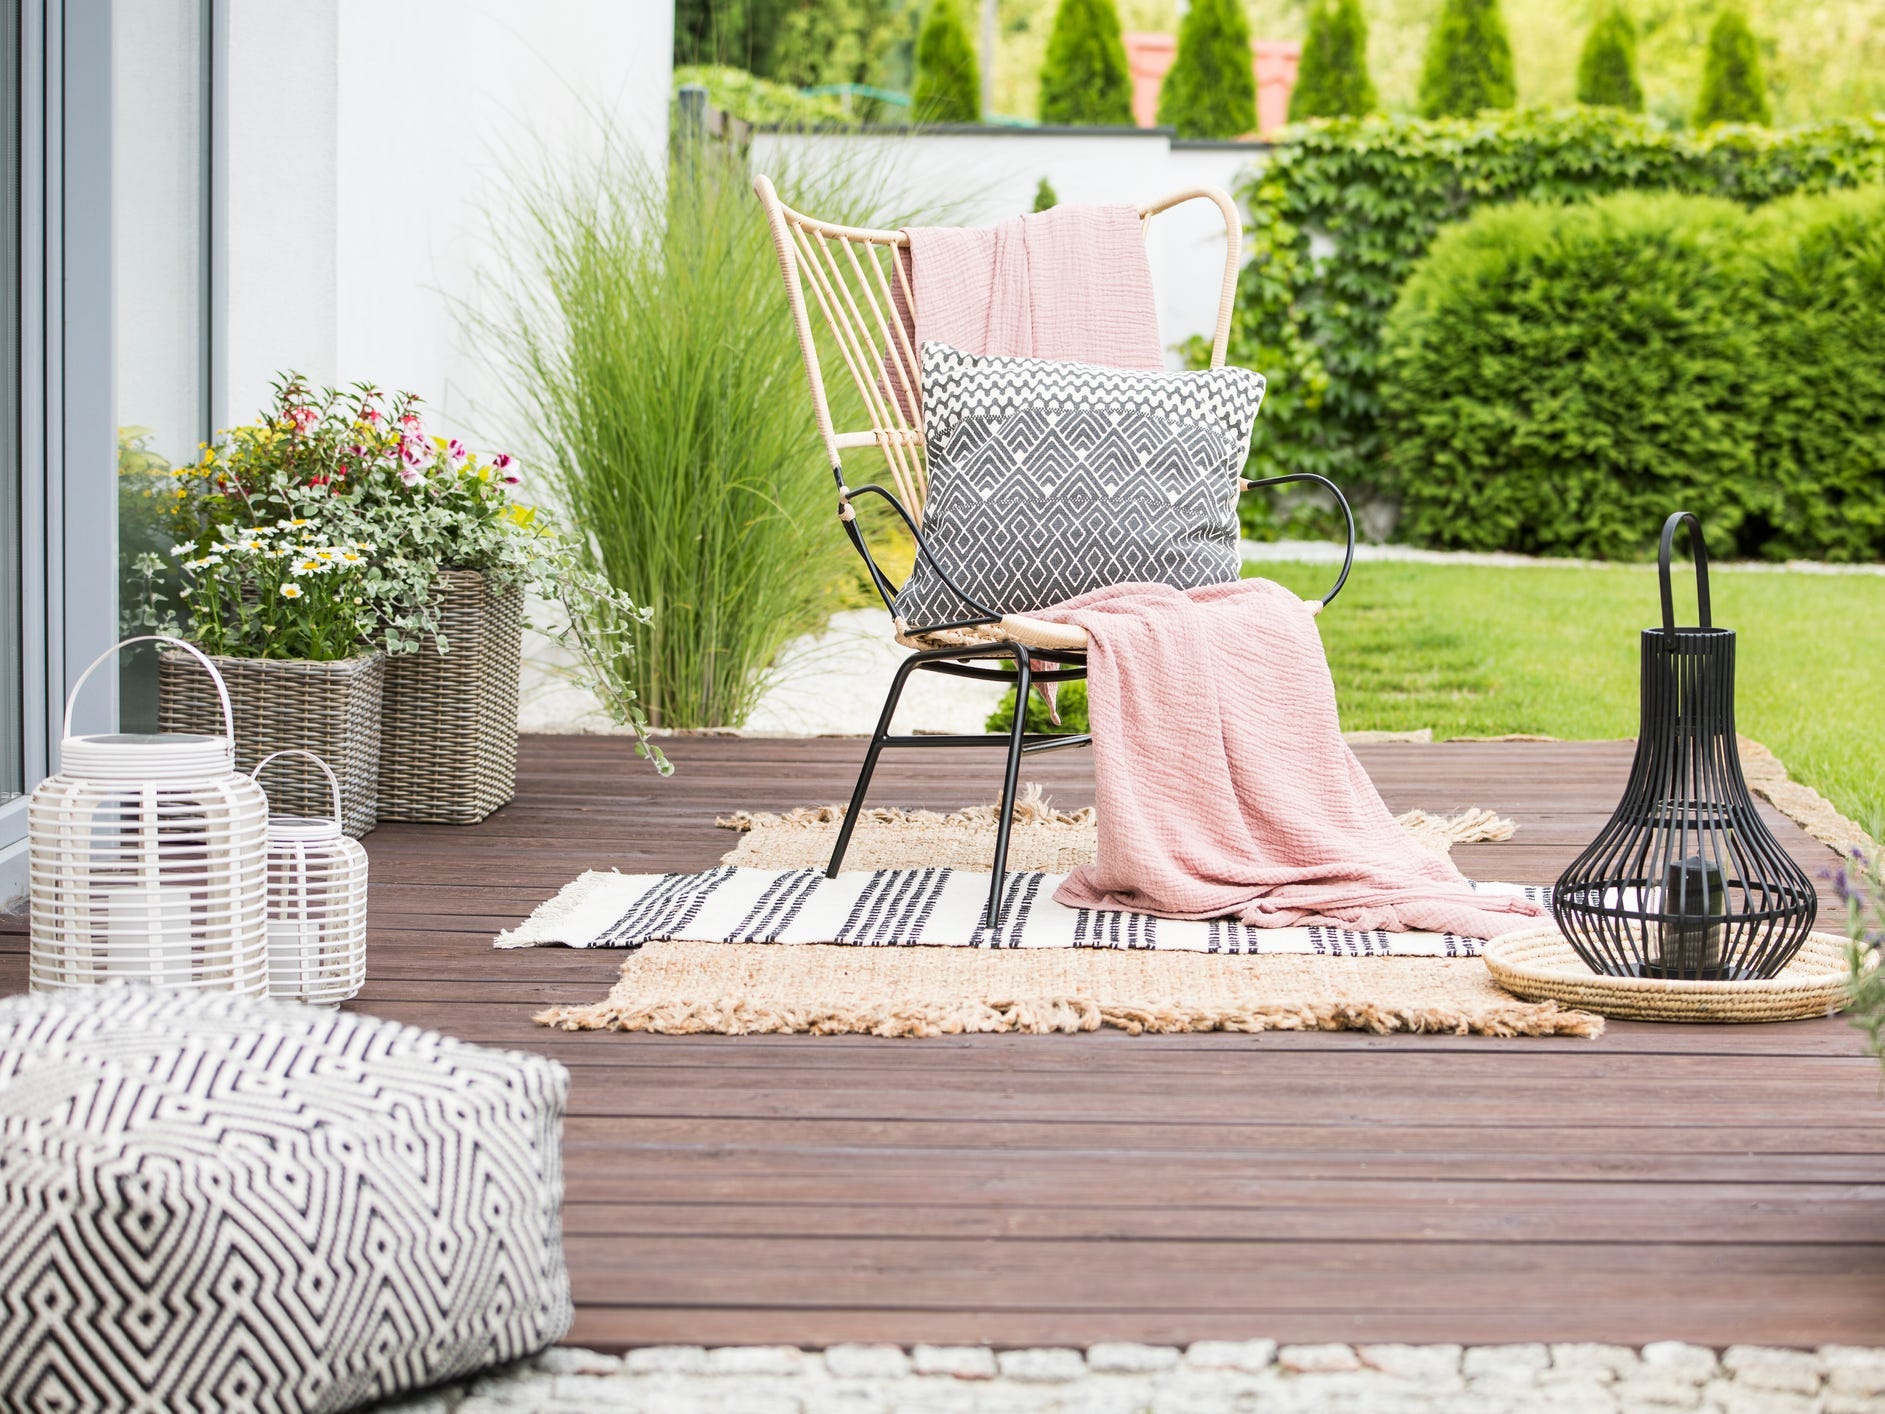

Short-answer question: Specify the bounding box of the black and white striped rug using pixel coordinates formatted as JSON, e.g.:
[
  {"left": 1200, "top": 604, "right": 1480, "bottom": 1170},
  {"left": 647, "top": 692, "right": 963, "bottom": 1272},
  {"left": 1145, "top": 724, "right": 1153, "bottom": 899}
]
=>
[{"left": 499, "top": 867, "right": 1547, "bottom": 957}]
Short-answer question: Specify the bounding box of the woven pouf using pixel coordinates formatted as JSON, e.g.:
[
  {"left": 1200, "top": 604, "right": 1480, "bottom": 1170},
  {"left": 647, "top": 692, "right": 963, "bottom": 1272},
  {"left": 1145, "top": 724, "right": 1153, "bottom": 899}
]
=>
[
  {"left": 1484, "top": 927, "right": 1858, "bottom": 1023},
  {"left": 0, "top": 989, "right": 571, "bottom": 1412}
]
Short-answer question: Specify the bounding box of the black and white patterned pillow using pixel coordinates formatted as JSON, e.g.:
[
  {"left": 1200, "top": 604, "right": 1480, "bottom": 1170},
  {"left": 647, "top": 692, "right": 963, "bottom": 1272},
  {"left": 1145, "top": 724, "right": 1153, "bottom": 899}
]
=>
[{"left": 893, "top": 343, "right": 1266, "bottom": 628}]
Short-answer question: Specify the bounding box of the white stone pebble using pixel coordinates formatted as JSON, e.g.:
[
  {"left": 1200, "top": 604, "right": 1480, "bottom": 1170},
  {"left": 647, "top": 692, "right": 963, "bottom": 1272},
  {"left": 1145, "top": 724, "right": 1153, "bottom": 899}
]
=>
[
  {"left": 704, "top": 1344, "right": 808, "bottom": 1377},
  {"left": 1182, "top": 1339, "right": 1277, "bottom": 1372},
  {"left": 1084, "top": 1342, "right": 1180, "bottom": 1374},
  {"left": 995, "top": 1347, "right": 1088, "bottom": 1382},
  {"left": 911, "top": 1344, "right": 1000, "bottom": 1379},
  {"left": 1721, "top": 1345, "right": 1824, "bottom": 1396}
]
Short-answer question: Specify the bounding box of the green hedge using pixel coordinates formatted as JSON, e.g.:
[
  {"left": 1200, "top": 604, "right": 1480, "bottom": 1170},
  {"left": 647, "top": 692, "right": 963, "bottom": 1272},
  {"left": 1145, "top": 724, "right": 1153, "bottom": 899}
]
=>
[
  {"left": 1209, "top": 109, "right": 1885, "bottom": 510},
  {"left": 1380, "top": 185, "right": 1885, "bottom": 562}
]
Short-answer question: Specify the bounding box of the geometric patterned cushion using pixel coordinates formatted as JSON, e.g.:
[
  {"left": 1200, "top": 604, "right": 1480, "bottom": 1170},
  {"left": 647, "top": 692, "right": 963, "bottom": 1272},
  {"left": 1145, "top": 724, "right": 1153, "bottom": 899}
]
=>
[
  {"left": 892, "top": 342, "right": 1266, "bottom": 629},
  {"left": 0, "top": 989, "right": 571, "bottom": 1414}
]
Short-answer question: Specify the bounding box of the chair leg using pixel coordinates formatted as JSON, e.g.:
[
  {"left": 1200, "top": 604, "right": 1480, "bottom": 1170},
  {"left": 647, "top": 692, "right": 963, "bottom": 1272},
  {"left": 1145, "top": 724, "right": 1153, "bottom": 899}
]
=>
[
  {"left": 985, "top": 649, "right": 1031, "bottom": 931},
  {"left": 827, "top": 653, "right": 926, "bottom": 878}
]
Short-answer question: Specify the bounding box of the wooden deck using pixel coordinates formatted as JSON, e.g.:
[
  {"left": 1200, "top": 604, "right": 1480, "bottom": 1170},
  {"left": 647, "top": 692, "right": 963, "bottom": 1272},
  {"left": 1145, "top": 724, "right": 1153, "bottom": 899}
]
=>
[{"left": 4, "top": 734, "right": 1881, "bottom": 1351}]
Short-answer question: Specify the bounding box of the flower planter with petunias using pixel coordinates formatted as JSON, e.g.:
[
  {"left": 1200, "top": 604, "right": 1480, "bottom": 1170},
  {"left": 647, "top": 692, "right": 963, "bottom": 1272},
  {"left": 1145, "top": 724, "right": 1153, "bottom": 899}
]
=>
[{"left": 138, "top": 374, "right": 667, "bottom": 836}]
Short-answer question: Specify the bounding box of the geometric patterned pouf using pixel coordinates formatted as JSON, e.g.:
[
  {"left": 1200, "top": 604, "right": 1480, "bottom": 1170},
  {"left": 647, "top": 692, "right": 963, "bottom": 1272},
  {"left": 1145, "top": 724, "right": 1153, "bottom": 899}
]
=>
[{"left": 0, "top": 989, "right": 572, "bottom": 1413}]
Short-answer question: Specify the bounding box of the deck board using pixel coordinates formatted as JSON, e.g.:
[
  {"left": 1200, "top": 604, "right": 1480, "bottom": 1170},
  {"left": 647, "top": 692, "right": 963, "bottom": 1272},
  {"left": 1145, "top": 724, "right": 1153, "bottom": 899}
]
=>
[{"left": 3, "top": 733, "right": 1878, "bottom": 1350}]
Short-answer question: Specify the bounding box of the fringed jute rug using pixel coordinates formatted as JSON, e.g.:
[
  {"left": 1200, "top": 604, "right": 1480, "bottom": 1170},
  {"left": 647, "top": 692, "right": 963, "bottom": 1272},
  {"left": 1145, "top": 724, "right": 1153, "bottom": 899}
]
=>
[{"left": 510, "top": 791, "right": 1602, "bottom": 1039}]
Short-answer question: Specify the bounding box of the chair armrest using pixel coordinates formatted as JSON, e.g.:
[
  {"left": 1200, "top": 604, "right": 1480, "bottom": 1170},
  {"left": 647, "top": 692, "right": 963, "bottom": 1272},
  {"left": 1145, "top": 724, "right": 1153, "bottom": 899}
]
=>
[
  {"left": 1241, "top": 473, "right": 1357, "bottom": 609},
  {"left": 834, "top": 471, "right": 1002, "bottom": 634}
]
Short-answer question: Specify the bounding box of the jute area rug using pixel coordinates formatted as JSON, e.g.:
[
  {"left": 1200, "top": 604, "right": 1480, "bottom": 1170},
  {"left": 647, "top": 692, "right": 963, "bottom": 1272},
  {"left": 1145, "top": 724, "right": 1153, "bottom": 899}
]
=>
[{"left": 517, "top": 791, "right": 1602, "bottom": 1039}]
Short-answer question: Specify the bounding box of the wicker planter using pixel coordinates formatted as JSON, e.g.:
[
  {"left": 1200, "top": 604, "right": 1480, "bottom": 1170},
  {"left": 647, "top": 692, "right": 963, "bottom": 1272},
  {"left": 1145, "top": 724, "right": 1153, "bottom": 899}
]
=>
[
  {"left": 377, "top": 569, "right": 522, "bottom": 825},
  {"left": 158, "top": 650, "right": 386, "bottom": 837}
]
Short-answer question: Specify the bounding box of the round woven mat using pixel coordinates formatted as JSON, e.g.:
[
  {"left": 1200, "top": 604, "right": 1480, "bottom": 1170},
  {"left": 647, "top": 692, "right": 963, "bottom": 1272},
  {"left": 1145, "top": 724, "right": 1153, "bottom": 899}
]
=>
[{"left": 1483, "top": 927, "right": 1857, "bottom": 1023}]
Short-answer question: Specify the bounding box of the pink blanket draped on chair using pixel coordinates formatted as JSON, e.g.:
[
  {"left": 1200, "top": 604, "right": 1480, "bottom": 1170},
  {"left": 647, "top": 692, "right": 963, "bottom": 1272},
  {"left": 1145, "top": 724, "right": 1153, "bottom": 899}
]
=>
[
  {"left": 1030, "top": 579, "right": 1551, "bottom": 937},
  {"left": 893, "top": 204, "right": 1166, "bottom": 407}
]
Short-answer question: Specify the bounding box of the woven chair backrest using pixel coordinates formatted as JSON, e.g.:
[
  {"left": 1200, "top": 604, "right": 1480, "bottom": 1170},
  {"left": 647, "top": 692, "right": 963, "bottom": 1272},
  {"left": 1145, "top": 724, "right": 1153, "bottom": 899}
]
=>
[{"left": 753, "top": 178, "right": 1242, "bottom": 521}]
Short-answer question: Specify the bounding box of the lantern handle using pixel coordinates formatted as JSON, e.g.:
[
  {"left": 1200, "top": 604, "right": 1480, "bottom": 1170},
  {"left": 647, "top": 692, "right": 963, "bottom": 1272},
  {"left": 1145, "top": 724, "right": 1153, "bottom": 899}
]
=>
[
  {"left": 250, "top": 749, "right": 344, "bottom": 825},
  {"left": 62, "top": 635, "right": 236, "bottom": 743},
  {"left": 1658, "top": 511, "right": 1712, "bottom": 635}
]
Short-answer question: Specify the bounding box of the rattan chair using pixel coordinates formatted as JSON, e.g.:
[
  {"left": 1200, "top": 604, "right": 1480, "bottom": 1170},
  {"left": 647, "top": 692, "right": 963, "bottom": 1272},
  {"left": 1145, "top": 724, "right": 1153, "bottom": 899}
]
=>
[{"left": 755, "top": 176, "right": 1356, "bottom": 927}]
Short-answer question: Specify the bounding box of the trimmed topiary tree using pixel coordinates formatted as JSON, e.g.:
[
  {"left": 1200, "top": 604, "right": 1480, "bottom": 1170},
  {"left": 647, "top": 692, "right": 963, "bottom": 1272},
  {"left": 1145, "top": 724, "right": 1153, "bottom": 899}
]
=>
[
  {"left": 1039, "top": 0, "right": 1135, "bottom": 126},
  {"left": 1289, "top": 0, "right": 1377, "bottom": 121},
  {"left": 912, "top": 0, "right": 981, "bottom": 124},
  {"left": 1156, "top": 0, "right": 1257, "bottom": 139},
  {"left": 1417, "top": 0, "right": 1516, "bottom": 119},
  {"left": 1576, "top": 6, "right": 1643, "bottom": 112},
  {"left": 1032, "top": 176, "right": 1059, "bottom": 211},
  {"left": 1694, "top": 8, "right": 1771, "bottom": 127}
]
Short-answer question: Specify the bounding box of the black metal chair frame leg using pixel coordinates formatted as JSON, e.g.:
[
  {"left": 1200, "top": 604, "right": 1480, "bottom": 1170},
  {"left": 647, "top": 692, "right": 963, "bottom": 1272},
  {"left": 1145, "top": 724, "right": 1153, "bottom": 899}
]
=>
[{"left": 825, "top": 642, "right": 1089, "bottom": 931}]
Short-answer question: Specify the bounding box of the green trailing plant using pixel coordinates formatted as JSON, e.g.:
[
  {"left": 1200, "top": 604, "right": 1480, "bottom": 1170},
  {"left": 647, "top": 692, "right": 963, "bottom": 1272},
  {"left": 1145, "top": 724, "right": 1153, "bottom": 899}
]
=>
[
  {"left": 1032, "top": 175, "right": 1059, "bottom": 211},
  {"left": 1378, "top": 184, "right": 1885, "bottom": 561},
  {"left": 1037, "top": 0, "right": 1134, "bottom": 127},
  {"left": 1155, "top": 0, "right": 1257, "bottom": 139},
  {"left": 912, "top": 0, "right": 981, "bottom": 123},
  {"left": 1695, "top": 8, "right": 1772, "bottom": 128},
  {"left": 1837, "top": 849, "right": 1884, "bottom": 1071},
  {"left": 986, "top": 679, "right": 1089, "bottom": 735},
  {"left": 1575, "top": 6, "right": 1643, "bottom": 112},
  {"left": 490, "top": 142, "right": 855, "bottom": 731},
  {"left": 1288, "top": 0, "right": 1376, "bottom": 122},
  {"left": 1417, "top": 0, "right": 1517, "bottom": 118},
  {"left": 1194, "top": 109, "right": 1885, "bottom": 519}
]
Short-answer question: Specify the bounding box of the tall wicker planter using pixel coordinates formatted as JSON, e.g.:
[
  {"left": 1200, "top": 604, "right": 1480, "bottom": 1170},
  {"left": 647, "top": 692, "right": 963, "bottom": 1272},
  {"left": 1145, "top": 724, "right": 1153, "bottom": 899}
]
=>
[
  {"left": 377, "top": 569, "right": 523, "bottom": 825},
  {"left": 158, "top": 650, "right": 386, "bottom": 837}
]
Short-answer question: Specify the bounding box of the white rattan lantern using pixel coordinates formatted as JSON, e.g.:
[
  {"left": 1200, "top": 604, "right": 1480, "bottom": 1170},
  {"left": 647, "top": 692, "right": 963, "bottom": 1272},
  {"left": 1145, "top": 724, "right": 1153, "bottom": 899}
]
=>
[
  {"left": 29, "top": 636, "right": 269, "bottom": 994},
  {"left": 252, "top": 749, "right": 368, "bottom": 1005}
]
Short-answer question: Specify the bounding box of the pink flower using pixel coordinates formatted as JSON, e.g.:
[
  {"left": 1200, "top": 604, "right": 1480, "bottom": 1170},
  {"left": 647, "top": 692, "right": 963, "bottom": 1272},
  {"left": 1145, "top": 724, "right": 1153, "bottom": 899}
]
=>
[
  {"left": 447, "top": 438, "right": 469, "bottom": 469},
  {"left": 398, "top": 465, "right": 423, "bottom": 488},
  {"left": 289, "top": 405, "right": 320, "bottom": 434},
  {"left": 359, "top": 406, "right": 384, "bottom": 426},
  {"left": 399, "top": 413, "right": 424, "bottom": 436},
  {"left": 491, "top": 452, "right": 522, "bottom": 485},
  {"left": 399, "top": 433, "right": 430, "bottom": 470}
]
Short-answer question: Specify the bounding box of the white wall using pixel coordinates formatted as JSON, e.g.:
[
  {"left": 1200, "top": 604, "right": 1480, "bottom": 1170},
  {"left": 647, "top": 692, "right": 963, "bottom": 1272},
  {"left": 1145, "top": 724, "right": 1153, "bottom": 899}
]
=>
[
  {"left": 751, "top": 128, "right": 1269, "bottom": 367},
  {"left": 216, "top": 0, "right": 672, "bottom": 441}
]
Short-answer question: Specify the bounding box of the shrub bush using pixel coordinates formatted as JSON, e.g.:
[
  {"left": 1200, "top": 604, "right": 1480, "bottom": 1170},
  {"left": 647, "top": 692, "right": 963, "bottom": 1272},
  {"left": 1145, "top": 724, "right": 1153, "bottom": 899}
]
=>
[
  {"left": 1696, "top": 9, "right": 1771, "bottom": 128},
  {"left": 1417, "top": 0, "right": 1516, "bottom": 119},
  {"left": 1575, "top": 6, "right": 1642, "bottom": 113},
  {"left": 1379, "top": 185, "right": 1885, "bottom": 562},
  {"left": 1038, "top": 0, "right": 1134, "bottom": 127},
  {"left": 1156, "top": 0, "right": 1257, "bottom": 140},
  {"left": 1289, "top": 0, "right": 1375, "bottom": 122},
  {"left": 913, "top": 0, "right": 981, "bottom": 124},
  {"left": 674, "top": 65, "right": 858, "bottom": 127},
  {"left": 1205, "top": 109, "right": 1885, "bottom": 510}
]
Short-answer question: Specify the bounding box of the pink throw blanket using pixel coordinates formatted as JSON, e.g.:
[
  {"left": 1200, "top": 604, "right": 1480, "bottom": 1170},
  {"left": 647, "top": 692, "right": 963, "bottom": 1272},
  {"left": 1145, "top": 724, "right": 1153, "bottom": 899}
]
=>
[
  {"left": 1031, "top": 580, "right": 1551, "bottom": 937},
  {"left": 894, "top": 204, "right": 1165, "bottom": 404}
]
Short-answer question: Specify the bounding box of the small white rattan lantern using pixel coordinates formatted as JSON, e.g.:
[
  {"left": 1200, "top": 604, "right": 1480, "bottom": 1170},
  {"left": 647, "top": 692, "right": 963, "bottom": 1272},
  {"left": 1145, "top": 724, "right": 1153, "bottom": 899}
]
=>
[
  {"left": 252, "top": 749, "right": 368, "bottom": 1005},
  {"left": 29, "top": 636, "right": 269, "bottom": 994}
]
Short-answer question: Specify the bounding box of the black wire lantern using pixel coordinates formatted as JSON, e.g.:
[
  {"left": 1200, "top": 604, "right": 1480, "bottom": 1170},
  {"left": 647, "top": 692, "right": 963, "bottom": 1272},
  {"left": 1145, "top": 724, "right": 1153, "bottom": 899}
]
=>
[{"left": 1552, "top": 512, "right": 1818, "bottom": 980}]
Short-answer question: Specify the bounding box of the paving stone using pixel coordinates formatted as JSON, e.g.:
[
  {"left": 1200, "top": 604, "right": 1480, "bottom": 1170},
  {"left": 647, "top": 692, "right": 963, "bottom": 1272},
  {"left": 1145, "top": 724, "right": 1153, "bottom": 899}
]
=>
[
  {"left": 1086, "top": 1342, "right": 1181, "bottom": 1374},
  {"left": 704, "top": 1346, "right": 808, "bottom": 1377},
  {"left": 1463, "top": 1344, "right": 1552, "bottom": 1380},
  {"left": 1826, "top": 1393, "right": 1885, "bottom": 1414},
  {"left": 1820, "top": 1347, "right": 1885, "bottom": 1399},
  {"left": 1360, "top": 1343, "right": 1465, "bottom": 1382},
  {"left": 996, "top": 1348, "right": 1088, "bottom": 1383},
  {"left": 1183, "top": 1340, "right": 1277, "bottom": 1373},
  {"left": 1643, "top": 1343, "right": 1722, "bottom": 1382},
  {"left": 912, "top": 1345, "right": 1001, "bottom": 1379},
  {"left": 1612, "top": 1372, "right": 1708, "bottom": 1408},
  {"left": 624, "top": 1345, "right": 711, "bottom": 1376},
  {"left": 1703, "top": 1378, "right": 1822, "bottom": 1414},
  {"left": 1552, "top": 1343, "right": 1642, "bottom": 1379},
  {"left": 536, "top": 1347, "right": 625, "bottom": 1377},
  {"left": 825, "top": 1344, "right": 913, "bottom": 1379},
  {"left": 1278, "top": 1343, "right": 1363, "bottom": 1374},
  {"left": 1721, "top": 1348, "right": 1824, "bottom": 1397}
]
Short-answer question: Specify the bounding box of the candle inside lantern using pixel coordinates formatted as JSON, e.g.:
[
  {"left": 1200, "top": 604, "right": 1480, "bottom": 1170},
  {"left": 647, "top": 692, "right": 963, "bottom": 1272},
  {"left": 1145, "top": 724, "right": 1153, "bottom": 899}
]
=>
[
  {"left": 98, "top": 885, "right": 198, "bottom": 986},
  {"left": 1654, "top": 854, "right": 1725, "bottom": 977}
]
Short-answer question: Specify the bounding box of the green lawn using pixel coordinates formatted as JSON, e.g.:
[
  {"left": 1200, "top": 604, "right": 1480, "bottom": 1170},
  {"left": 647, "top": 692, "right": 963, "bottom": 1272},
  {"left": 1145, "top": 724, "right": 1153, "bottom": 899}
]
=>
[{"left": 1250, "top": 558, "right": 1885, "bottom": 837}]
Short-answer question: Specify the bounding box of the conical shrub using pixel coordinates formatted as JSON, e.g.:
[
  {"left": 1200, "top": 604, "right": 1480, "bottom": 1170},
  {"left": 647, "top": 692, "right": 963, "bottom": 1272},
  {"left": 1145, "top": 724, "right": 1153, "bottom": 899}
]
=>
[
  {"left": 1289, "top": 0, "right": 1377, "bottom": 121},
  {"left": 1416, "top": 0, "right": 1516, "bottom": 119},
  {"left": 912, "top": 0, "right": 981, "bottom": 124},
  {"left": 1156, "top": 0, "right": 1257, "bottom": 139},
  {"left": 1039, "top": 0, "right": 1135, "bottom": 126},
  {"left": 1576, "top": 6, "right": 1643, "bottom": 111},
  {"left": 1694, "top": 8, "right": 1771, "bottom": 127}
]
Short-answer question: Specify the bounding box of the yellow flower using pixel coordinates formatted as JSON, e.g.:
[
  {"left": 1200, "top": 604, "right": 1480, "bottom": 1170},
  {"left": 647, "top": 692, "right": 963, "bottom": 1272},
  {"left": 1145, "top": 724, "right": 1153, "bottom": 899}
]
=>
[{"left": 279, "top": 583, "right": 304, "bottom": 599}]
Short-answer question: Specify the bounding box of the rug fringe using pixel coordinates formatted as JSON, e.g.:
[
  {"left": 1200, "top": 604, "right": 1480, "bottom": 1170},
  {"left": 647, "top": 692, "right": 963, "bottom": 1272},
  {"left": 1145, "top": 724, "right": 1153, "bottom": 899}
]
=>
[
  {"left": 717, "top": 783, "right": 1094, "bottom": 834},
  {"left": 1393, "top": 807, "right": 1518, "bottom": 846},
  {"left": 532, "top": 994, "right": 1602, "bottom": 1039},
  {"left": 496, "top": 870, "right": 623, "bottom": 949}
]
